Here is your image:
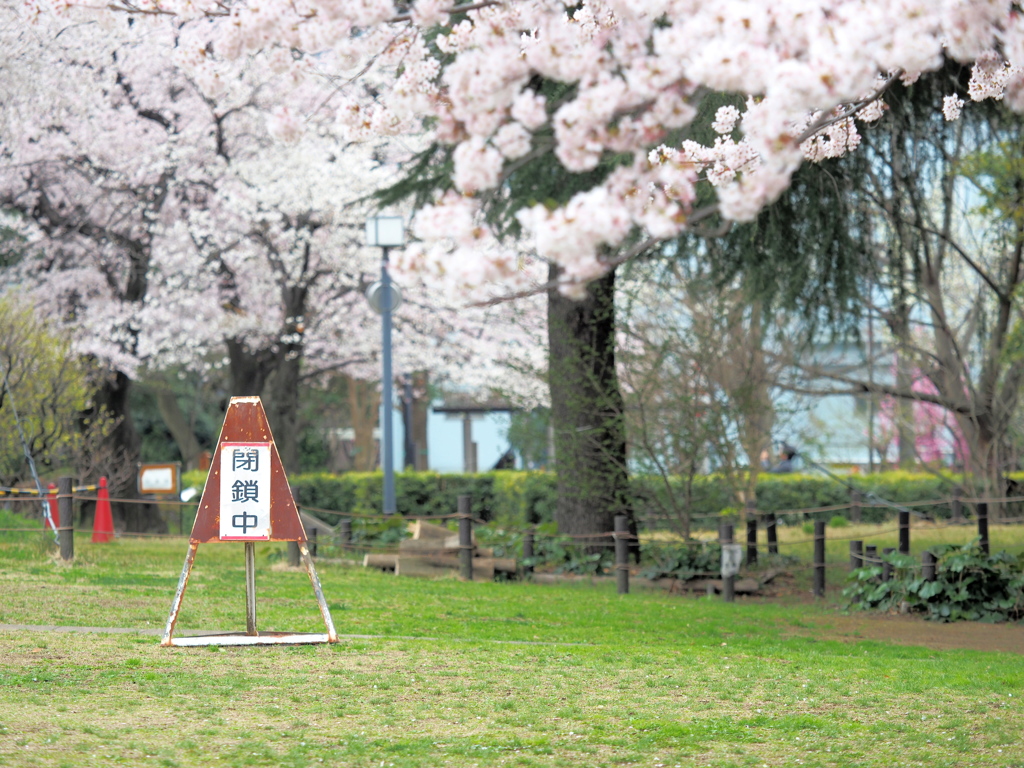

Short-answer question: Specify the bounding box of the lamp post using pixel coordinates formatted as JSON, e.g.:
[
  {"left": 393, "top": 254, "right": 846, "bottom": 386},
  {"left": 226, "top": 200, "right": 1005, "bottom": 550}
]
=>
[{"left": 365, "top": 215, "right": 405, "bottom": 516}]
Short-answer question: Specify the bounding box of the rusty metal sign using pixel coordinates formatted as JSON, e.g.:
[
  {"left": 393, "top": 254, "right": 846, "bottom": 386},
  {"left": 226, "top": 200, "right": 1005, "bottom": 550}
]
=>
[{"left": 161, "top": 396, "right": 338, "bottom": 648}]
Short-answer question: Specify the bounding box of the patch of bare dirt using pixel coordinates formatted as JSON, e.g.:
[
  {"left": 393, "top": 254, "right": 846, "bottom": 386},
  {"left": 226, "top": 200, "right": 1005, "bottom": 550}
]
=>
[{"left": 787, "top": 611, "right": 1024, "bottom": 654}]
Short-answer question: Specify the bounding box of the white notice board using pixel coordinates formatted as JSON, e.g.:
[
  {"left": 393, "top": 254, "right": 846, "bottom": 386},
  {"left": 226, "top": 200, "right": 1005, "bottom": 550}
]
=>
[{"left": 219, "top": 442, "right": 272, "bottom": 540}]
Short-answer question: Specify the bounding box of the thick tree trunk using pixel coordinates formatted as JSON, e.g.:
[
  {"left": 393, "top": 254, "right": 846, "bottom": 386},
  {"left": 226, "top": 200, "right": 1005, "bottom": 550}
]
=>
[
  {"left": 547, "top": 265, "right": 633, "bottom": 546},
  {"left": 154, "top": 388, "right": 203, "bottom": 470},
  {"left": 226, "top": 338, "right": 277, "bottom": 397},
  {"left": 84, "top": 373, "right": 165, "bottom": 533},
  {"left": 412, "top": 371, "right": 430, "bottom": 471},
  {"left": 266, "top": 351, "right": 302, "bottom": 473},
  {"left": 348, "top": 376, "right": 381, "bottom": 471}
]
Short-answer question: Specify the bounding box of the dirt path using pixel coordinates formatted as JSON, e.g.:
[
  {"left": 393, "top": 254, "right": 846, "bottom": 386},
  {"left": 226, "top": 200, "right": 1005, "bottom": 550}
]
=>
[{"left": 786, "top": 611, "right": 1024, "bottom": 654}]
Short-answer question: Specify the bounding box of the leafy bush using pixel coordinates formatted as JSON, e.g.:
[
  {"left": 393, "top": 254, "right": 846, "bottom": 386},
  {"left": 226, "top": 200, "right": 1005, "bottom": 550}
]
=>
[
  {"left": 638, "top": 540, "right": 722, "bottom": 580},
  {"left": 843, "top": 542, "right": 1024, "bottom": 622},
  {"left": 178, "top": 468, "right": 984, "bottom": 532}
]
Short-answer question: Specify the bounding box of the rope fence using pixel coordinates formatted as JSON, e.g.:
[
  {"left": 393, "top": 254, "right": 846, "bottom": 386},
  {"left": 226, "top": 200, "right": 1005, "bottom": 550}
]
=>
[{"left": 2, "top": 481, "right": 1019, "bottom": 602}]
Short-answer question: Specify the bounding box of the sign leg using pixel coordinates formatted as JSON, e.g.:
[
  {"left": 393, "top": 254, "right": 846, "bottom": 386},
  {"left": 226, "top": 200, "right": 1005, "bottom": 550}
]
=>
[
  {"left": 161, "top": 542, "right": 198, "bottom": 646},
  {"left": 300, "top": 544, "right": 338, "bottom": 642},
  {"left": 245, "top": 541, "right": 258, "bottom": 636}
]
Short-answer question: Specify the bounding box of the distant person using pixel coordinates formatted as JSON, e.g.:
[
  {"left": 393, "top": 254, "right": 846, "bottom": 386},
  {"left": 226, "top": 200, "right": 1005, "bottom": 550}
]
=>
[
  {"left": 759, "top": 448, "right": 772, "bottom": 470},
  {"left": 770, "top": 444, "right": 797, "bottom": 473}
]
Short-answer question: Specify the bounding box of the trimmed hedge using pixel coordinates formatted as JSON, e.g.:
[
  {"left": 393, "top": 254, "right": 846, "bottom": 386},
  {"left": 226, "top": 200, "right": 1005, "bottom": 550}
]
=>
[{"left": 181, "top": 468, "right": 991, "bottom": 530}]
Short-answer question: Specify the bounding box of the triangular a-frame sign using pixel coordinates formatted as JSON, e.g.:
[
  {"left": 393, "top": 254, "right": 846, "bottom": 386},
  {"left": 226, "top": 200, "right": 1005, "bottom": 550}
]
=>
[{"left": 161, "top": 396, "right": 338, "bottom": 647}]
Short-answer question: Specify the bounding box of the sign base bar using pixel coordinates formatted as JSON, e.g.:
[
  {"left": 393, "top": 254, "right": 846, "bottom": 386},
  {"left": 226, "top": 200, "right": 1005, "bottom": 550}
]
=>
[{"left": 168, "top": 631, "right": 333, "bottom": 647}]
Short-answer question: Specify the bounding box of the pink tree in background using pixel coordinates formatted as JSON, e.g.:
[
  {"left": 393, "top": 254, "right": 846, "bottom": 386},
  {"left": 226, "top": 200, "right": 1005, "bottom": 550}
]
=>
[{"left": 875, "top": 372, "right": 970, "bottom": 468}]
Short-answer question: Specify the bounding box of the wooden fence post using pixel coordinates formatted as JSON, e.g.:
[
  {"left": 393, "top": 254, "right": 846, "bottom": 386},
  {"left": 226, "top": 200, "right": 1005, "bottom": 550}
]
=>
[
  {"left": 881, "top": 547, "right": 895, "bottom": 582},
  {"left": 849, "top": 540, "right": 863, "bottom": 570},
  {"left": 898, "top": 511, "right": 910, "bottom": 555},
  {"left": 309, "top": 527, "right": 318, "bottom": 558},
  {"left": 614, "top": 514, "right": 629, "bottom": 595},
  {"left": 977, "top": 502, "right": 989, "bottom": 555},
  {"left": 720, "top": 520, "right": 735, "bottom": 603},
  {"left": 812, "top": 520, "right": 826, "bottom": 597},
  {"left": 746, "top": 518, "right": 758, "bottom": 566},
  {"left": 922, "top": 551, "right": 937, "bottom": 582},
  {"left": 58, "top": 476, "right": 73, "bottom": 562},
  {"left": 951, "top": 497, "right": 963, "bottom": 524},
  {"left": 522, "top": 528, "right": 534, "bottom": 578},
  {"left": 766, "top": 512, "right": 778, "bottom": 555},
  {"left": 458, "top": 494, "right": 473, "bottom": 581},
  {"left": 865, "top": 544, "right": 878, "bottom": 567},
  {"left": 339, "top": 518, "right": 352, "bottom": 548},
  {"left": 850, "top": 490, "right": 862, "bottom": 524}
]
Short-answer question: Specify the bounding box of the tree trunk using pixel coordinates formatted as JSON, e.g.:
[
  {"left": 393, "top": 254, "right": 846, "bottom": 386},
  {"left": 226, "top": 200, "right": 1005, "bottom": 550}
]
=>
[
  {"left": 154, "top": 387, "right": 203, "bottom": 470},
  {"left": 412, "top": 371, "right": 430, "bottom": 471},
  {"left": 226, "top": 338, "right": 277, "bottom": 397},
  {"left": 348, "top": 376, "right": 381, "bottom": 471},
  {"left": 547, "top": 265, "right": 632, "bottom": 546},
  {"left": 84, "top": 373, "right": 165, "bottom": 533},
  {"left": 266, "top": 351, "right": 302, "bottom": 473}
]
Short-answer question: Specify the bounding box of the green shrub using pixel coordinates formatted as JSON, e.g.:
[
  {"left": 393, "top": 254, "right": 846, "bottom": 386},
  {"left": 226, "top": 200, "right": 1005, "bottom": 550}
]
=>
[
  {"left": 843, "top": 542, "right": 1024, "bottom": 622},
  {"left": 176, "top": 468, "right": 977, "bottom": 532},
  {"left": 638, "top": 540, "right": 722, "bottom": 580},
  {"left": 829, "top": 515, "right": 849, "bottom": 527}
]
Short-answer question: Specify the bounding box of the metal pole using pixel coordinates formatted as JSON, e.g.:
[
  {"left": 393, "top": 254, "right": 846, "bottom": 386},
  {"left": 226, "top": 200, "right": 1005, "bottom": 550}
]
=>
[
  {"left": 382, "top": 246, "right": 396, "bottom": 515},
  {"left": 244, "top": 541, "right": 257, "bottom": 636},
  {"left": 58, "top": 476, "right": 73, "bottom": 562},
  {"left": 614, "top": 514, "right": 629, "bottom": 595}
]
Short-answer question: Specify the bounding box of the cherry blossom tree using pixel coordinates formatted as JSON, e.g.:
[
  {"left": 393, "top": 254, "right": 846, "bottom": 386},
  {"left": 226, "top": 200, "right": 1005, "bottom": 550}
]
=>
[
  {"left": 2, "top": 14, "right": 547, "bottom": 525},
  {"left": 30, "top": 0, "right": 1024, "bottom": 534},
  {"left": 30, "top": 0, "right": 1023, "bottom": 299}
]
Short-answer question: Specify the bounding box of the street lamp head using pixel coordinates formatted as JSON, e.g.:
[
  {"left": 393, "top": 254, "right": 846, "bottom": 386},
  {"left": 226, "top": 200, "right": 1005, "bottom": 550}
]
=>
[{"left": 365, "top": 215, "right": 405, "bottom": 247}]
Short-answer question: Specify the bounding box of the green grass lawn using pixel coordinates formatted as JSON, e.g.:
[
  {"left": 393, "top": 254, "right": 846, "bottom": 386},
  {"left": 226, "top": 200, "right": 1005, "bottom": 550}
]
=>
[{"left": 0, "top": 535, "right": 1022, "bottom": 768}]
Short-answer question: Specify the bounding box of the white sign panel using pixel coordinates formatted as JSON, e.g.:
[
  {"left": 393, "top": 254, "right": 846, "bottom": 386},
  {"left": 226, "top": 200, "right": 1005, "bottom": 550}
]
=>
[
  {"left": 140, "top": 466, "right": 174, "bottom": 493},
  {"left": 219, "top": 442, "right": 272, "bottom": 541},
  {"left": 721, "top": 543, "right": 744, "bottom": 578}
]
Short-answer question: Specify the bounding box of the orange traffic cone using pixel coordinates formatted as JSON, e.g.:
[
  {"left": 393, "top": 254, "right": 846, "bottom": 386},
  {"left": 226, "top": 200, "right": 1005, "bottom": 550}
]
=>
[
  {"left": 92, "top": 477, "right": 114, "bottom": 543},
  {"left": 45, "top": 483, "right": 59, "bottom": 534}
]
